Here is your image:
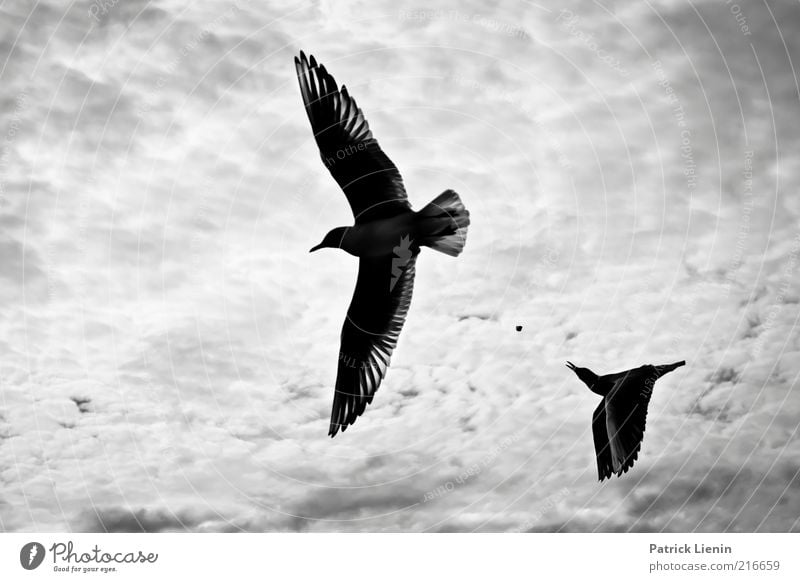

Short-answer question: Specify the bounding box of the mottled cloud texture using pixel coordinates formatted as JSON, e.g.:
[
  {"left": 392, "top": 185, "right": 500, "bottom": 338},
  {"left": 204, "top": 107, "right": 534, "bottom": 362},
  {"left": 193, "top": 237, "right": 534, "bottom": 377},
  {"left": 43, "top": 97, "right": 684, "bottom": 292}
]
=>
[{"left": 0, "top": 0, "right": 798, "bottom": 532}]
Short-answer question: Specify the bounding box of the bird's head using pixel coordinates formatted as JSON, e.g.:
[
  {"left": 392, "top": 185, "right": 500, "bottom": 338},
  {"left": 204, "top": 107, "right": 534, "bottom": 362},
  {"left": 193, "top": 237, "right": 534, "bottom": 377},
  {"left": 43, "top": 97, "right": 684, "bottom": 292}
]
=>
[
  {"left": 309, "top": 227, "right": 349, "bottom": 253},
  {"left": 566, "top": 361, "right": 599, "bottom": 389}
]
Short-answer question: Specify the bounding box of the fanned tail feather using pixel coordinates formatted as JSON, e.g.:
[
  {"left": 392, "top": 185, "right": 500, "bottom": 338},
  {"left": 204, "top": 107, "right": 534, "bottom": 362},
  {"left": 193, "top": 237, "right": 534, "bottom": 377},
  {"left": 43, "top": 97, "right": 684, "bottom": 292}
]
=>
[{"left": 418, "top": 189, "right": 471, "bottom": 257}]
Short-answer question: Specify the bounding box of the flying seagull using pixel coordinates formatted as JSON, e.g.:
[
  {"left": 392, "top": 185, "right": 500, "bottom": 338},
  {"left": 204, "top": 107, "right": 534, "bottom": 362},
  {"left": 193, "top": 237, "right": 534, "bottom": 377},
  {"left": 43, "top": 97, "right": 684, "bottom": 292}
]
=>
[
  {"left": 295, "top": 51, "right": 471, "bottom": 437},
  {"left": 566, "top": 360, "right": 685, "bottom": 480}
]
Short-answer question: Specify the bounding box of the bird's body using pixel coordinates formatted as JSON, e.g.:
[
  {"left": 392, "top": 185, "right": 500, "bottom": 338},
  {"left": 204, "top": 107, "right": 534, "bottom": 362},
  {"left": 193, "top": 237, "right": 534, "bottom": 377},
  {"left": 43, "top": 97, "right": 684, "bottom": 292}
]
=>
[
  {"left": 345, "top": 213, "right": 417, "bottom": 256},
  {"left": 295, "top": 51, "right": 470, "bottom": 436},
  {"left": 316, "top": 212, "right": 414, "bottom": 257},
  {"left": 319, "top": 206, "right": 470, "bottom": 257},
  {"left": 567, "top": 360, "right": 685, "bottom": 480},
  {"left": 579, "top": 365, "right": 655, "bottom": 397}
]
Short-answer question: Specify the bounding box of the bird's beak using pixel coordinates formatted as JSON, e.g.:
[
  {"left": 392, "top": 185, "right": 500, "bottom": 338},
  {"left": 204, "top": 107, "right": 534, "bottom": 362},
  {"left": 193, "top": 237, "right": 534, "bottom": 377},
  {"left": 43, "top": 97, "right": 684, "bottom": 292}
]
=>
[
  {"left": 309, "top": 243, "right": 324, "bottom": 253},
  {"left": 565, "top": 361, "right": 576, "bottom": 370}
]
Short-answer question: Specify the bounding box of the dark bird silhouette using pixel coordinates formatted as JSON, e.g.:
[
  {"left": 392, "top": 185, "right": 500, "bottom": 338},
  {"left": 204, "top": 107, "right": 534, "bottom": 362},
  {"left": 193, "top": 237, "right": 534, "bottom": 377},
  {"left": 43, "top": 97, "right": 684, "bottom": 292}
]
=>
[
  {"left": 295, "top": 51, "right": 471, "bottom": 437},
  {"left": 566, "top": 360, "right": 686, "bottom": 480}
]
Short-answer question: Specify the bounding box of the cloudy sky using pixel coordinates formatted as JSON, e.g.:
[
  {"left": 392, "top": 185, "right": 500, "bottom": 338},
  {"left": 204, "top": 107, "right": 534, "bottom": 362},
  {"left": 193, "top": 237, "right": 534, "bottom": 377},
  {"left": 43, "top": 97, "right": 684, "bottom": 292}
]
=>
[{"left": 0, "top": 0, "right": 798, "bottom": 532}]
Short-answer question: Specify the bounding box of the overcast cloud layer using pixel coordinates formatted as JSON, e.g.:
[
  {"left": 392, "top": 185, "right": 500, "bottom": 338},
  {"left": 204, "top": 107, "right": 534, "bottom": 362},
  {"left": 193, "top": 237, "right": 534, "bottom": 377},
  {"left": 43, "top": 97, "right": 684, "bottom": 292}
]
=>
[{"left": 0, "top": 0, "right": 799, "bottom": 532}]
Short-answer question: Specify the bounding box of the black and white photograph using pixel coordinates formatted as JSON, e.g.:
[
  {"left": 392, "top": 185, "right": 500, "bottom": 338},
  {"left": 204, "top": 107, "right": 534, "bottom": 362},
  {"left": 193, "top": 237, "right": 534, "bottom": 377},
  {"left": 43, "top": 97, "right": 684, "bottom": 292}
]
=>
[{"left": 0, "top": 0, "right": 799, "bottom": 578}]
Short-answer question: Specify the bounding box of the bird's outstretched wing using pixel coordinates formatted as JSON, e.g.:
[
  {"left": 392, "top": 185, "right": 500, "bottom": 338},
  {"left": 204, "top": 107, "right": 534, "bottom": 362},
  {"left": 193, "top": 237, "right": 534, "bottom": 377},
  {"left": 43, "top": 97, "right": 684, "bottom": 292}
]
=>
[
  {"left": 602, "top": 367, "right": 657, "bottom": 478},
  {"left": 329, "top": 253, "right": 417, "bottom": 436},
  {"left": 591, "top": 401, "right": 615, "bottom": 481},
  {"left": 294, "top": 51, "right": 411, "bottom": 223}
]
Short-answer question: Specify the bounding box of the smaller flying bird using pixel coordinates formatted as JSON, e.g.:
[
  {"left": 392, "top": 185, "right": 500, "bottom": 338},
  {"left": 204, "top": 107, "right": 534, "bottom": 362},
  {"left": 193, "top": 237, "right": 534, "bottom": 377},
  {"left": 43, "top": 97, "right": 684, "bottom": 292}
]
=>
[
  {"left": 295, "top": 51, "right": 471, "bottom": 437},
  {"left": 566, "top": 360, "right": 685, "bottom": 481}
]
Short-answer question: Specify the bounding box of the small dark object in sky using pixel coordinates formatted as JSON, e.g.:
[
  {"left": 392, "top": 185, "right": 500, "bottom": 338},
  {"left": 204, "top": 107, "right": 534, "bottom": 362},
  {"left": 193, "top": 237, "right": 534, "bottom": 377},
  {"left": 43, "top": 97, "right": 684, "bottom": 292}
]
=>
[
  {"left": 516, "top": 325, "right": 523, "bottom": 332},
  {"left": 295, "top": 51, "right": 471, "bottom": 437},
  {"left": 566, "top": 360, "right": 686, "bottom": 481}
]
